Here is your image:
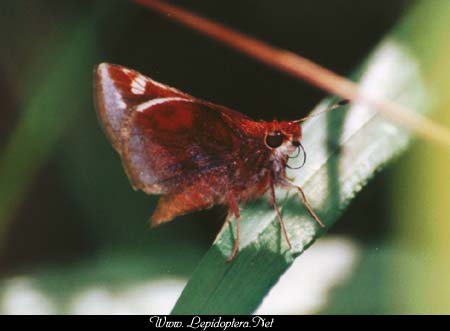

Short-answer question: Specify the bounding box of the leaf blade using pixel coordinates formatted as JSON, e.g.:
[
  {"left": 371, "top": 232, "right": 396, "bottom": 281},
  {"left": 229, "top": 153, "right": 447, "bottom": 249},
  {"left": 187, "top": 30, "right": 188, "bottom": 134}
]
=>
[{"left": 171, "top": 9, "right": 439, "bottom": 314}]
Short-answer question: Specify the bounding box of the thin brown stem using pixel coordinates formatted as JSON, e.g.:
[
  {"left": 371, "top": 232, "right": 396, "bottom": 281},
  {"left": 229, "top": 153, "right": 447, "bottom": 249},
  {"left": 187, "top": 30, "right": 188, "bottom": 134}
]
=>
[{"left": 134, "top": 0, "right": 450, "bottom": 148}]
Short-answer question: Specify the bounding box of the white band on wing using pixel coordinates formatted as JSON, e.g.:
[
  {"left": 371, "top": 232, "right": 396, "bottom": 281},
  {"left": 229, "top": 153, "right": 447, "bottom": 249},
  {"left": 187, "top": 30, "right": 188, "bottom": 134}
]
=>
[{"left": 136, "top": 97, "right": 194, "bottom": 112}]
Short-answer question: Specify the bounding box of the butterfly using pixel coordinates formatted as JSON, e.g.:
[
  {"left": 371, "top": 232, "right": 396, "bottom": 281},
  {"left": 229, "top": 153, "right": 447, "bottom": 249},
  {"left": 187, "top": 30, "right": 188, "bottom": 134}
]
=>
[{"left": 94, "top": 63, "right": 338, "bottom": 261}]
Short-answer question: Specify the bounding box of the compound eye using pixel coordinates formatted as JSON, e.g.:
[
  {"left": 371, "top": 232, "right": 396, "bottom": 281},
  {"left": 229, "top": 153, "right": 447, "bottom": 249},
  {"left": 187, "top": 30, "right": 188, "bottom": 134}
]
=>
[{"left": 265, "top": 131, "right": 284, "bottom": 148}]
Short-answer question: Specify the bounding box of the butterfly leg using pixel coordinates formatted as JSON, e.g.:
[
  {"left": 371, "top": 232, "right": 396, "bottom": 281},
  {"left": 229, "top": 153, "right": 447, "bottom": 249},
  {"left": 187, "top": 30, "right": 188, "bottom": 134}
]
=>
[
  {"left": 269, "top": 177, "right": 292, "bottom": 249},
  {"left": 226, "top": 193, "right": 241, "bottom": 262},
  {"left": 281, "top": 180, "right": 325, "bottom": 228}
]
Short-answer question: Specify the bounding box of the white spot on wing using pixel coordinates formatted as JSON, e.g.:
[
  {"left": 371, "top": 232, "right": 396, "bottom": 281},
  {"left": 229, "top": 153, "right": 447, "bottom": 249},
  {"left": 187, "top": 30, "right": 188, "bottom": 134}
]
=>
[
  {"left": 136, "top": 97, "right": 194, "bottom": 112},
  {"left": 131, "top": 75, "right": 146, "bottom": 95}
]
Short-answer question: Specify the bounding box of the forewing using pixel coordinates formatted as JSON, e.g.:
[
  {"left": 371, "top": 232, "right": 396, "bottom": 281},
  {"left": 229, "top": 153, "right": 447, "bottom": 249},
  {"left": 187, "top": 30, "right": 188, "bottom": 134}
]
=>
[{"left": 94, "top": 63, "right": 190, "bottom": 152}]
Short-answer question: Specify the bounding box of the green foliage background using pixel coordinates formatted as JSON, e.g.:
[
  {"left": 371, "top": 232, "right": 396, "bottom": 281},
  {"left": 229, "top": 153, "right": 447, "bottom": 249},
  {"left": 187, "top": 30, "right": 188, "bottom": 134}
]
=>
[{"left": 0, "top": 0, "right": 448, "bottom": 314}]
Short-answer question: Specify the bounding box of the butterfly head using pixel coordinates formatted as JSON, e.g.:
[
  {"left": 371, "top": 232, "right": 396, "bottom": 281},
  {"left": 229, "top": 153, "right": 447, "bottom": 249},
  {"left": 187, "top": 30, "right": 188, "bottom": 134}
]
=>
[{"left": 264, "top": 120, "right": 302, "bottom": 153}]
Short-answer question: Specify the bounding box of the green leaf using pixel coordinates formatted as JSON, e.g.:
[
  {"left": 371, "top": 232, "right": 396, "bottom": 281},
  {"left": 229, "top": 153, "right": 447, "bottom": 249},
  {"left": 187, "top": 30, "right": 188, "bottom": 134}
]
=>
[
  {"left": 172, "top": 1, "right": 449, "bottom": 314},
  {"left": 0, "top": 2, "right": 110, "bottom": 242},
  {"left": 0, "top": 22, "right": 92, "bottom": 239}
]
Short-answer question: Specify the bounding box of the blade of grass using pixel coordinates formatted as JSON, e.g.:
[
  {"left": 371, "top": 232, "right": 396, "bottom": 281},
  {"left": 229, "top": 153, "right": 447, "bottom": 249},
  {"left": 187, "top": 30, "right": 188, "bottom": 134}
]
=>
[
  {"left": 171, "top": 1, "right": 448, "bottom": 314},
  {"left": 0, "top": 9, "right": 101, "bottom": 242}
]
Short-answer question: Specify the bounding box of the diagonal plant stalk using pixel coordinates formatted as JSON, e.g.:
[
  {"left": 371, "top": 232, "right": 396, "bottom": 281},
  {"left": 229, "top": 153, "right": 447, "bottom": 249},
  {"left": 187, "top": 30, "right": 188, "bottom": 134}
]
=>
[
  {"left": 134, "top": 0, "right": 450, "bottom": 148},
  {"left": 168, "top": 1, "right": 449, "bottom": 314}
]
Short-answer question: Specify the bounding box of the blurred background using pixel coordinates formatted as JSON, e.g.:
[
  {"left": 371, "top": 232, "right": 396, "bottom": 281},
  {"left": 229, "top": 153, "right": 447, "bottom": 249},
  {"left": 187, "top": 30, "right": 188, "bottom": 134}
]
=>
[{"left": 0, "top": 0, "right": 448, "bottom": 314}]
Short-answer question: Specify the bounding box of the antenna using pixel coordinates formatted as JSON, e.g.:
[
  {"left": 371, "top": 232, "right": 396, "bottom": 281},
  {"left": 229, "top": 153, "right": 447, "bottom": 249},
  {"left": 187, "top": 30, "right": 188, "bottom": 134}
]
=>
[{"left": 293, "top": 99, "right": 349, "bottom": 124}]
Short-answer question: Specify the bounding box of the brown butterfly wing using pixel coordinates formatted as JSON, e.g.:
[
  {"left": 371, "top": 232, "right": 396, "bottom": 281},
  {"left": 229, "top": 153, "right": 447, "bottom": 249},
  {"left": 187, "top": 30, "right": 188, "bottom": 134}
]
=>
[
  {"left": 94, "top": 63, "right": 264, "bottom": 224},
  {"left": 94, "top": 63, "right": 190, "bottom": 152},
  {"left": 123, "top": 98, "right": 251, "bottom": 193}
]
